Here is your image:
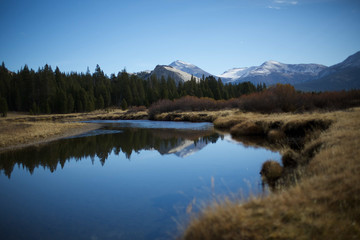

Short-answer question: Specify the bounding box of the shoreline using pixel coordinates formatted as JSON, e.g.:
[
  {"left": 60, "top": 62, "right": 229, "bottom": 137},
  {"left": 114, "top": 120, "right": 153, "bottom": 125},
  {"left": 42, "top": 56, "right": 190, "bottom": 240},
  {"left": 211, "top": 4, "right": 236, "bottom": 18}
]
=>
[{"left": 0, "top": 121, "right": 101, "bottom": 153}]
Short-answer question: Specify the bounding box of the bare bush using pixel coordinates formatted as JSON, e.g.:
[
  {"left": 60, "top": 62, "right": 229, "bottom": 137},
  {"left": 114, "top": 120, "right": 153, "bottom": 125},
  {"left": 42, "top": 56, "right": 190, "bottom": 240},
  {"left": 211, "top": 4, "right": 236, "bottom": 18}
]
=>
[{"left": 148, "top": 85, "right": 360, "bottom": 117}]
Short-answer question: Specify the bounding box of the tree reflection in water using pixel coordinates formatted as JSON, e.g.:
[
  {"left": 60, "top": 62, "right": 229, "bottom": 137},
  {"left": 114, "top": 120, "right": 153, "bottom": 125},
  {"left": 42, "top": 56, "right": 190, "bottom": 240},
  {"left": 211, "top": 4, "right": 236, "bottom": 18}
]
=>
[{"left": 0, "top": 125, "right": 220, "bottom": 178}]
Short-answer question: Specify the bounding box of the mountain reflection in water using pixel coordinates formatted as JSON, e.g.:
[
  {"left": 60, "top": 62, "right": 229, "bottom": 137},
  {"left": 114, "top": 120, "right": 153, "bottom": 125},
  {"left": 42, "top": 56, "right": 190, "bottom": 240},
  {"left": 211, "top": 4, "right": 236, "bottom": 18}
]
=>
[{"left": 0, "top": 121, "right": 220, "bottom": 178}]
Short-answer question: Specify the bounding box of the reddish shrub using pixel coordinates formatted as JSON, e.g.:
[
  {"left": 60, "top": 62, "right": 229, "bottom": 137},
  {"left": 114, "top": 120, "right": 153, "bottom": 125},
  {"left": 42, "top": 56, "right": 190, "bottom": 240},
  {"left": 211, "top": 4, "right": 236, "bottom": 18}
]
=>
[{"left": 148, "top": 85, "right": 360, "bottom": 117}]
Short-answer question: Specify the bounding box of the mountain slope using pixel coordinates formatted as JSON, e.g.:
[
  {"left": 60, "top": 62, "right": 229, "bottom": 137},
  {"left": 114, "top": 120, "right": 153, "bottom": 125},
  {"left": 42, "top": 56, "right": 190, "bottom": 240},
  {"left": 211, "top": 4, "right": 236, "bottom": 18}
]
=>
[
  {"left": 169, "top": 60, "right": 213, "bottom": 79},
  {"left": 228, "top": 61, "right": 327, "bottom": 85},
  {"left": 139, "top": 65, "right": 199, "bottom": 84},
  {"left": 295, "top": 51, "right": 360, "bottom": 91}
]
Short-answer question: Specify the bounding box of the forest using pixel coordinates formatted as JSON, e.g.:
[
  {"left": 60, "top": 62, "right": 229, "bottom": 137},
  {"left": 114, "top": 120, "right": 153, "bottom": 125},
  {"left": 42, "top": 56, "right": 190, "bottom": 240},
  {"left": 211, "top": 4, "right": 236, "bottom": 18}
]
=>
[{"left": 0, "top": 62, "right": 264, "bottom": 116}]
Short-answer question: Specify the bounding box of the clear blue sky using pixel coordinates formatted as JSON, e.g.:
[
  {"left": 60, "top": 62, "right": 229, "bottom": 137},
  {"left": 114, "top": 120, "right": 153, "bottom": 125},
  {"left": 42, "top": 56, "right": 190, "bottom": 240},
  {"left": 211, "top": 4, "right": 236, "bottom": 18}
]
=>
[{"left": 1, "top": 0, "right": 360, "bottom": 76}]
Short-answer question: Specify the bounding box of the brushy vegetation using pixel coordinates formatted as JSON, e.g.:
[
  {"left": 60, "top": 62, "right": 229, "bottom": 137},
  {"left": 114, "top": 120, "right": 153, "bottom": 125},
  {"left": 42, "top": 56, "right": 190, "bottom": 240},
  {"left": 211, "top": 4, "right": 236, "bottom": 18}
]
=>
[
  {"left": 149, "top": 84, "right": 360, "bottom": 119},
  {"left": 181, "top": 108, "right": 360, "bottom": 240}
]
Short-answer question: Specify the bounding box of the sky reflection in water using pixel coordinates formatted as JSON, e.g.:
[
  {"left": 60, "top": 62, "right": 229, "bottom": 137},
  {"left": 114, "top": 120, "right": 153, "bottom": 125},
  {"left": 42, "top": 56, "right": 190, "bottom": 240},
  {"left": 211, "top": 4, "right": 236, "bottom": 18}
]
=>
[{"left": 0, "top": 120, "right": 280, "bottom": 240}]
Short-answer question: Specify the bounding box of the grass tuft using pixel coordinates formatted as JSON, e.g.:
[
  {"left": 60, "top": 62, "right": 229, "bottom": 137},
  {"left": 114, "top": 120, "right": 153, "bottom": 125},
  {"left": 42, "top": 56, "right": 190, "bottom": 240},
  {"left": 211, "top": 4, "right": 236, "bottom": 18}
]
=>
[
  {"left": 260, "top": 160, "right": 283, "bottom": 183},
  {"left": 230, "top": 122, "right": 264, "bottom": 136}
]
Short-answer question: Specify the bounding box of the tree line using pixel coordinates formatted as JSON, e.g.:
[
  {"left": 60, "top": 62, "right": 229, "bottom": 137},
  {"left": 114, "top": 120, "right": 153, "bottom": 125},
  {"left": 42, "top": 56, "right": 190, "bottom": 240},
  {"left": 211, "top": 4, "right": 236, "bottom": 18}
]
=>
[{"left": 0, "top": 62, "right": 264, "bottom": 116}]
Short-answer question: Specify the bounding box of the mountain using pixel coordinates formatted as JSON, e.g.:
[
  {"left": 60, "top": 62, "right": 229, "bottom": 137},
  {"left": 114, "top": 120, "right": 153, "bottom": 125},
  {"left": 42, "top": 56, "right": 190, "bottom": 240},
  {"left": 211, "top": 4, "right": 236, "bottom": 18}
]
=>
[
  {"left": 158, "top": 138, "right": 209, "bottom": 158},
  {"left": 222, "top": 61, "right": 327, "bottom": 85},
  {"left": 137, "top": 65, "right": 199, "bottom": 84},
  {"left": 219, "top": 67, "right": 256, "bottom": 80},
  {"left": 169, "top": 60, "right": 213, "bottom": 79},
  {"left": 295, "top": 51, "right": 360, "bottom": 91},
  {"left": 136, "top": 51, "right": 360, "bottom": 91}
]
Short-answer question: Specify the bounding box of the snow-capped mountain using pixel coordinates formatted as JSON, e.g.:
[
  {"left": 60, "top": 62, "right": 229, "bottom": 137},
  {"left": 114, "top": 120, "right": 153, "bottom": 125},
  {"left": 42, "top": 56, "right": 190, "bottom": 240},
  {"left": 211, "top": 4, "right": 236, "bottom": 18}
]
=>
[
  {"left": 223, "top": 61, "right": 327, "bottom": 85},
  {"left": 138, "top": 65, "right": 199, "bottom": 84},
  {"left": 169, "top": 60, "right": 213, "bottom": 79},
  {"left": 136, "top": 51, "right": 360, "bottom": 91},
  {"left": 168, "top": 59, "right": 326, "bottom": 85},
  {"left": 158, "top": 138, "right": 209, "bottom": 158},
  {"left": 219, "top": 67, "right": 256, "bottom": 80}
]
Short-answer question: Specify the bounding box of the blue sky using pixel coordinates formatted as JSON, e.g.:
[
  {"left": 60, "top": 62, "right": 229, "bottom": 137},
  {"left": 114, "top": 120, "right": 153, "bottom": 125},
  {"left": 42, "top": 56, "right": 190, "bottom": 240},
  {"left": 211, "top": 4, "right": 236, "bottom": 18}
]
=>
[{"left": 1, "top": 0, "right": 360, "bottom": 75}]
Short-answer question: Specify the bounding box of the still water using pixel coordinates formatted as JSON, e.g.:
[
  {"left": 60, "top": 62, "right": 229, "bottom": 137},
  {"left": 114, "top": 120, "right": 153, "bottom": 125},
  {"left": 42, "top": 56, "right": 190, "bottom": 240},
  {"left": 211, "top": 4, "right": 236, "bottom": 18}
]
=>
[{"left": 0, "top": 120, "right": 280, "bottom": 240}]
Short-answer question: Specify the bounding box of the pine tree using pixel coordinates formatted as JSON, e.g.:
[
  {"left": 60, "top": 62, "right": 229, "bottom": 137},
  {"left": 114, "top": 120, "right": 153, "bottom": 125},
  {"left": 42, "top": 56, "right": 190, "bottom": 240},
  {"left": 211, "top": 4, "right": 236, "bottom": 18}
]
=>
[
  {"left": 121, "top": 98, "right": 128, "bottom": 110},
  {"left": 0, "top": 97, "right": 8, "bottom": 117},
  {"left": 96, "top": 95, "right": 105, "bottom": 109}
]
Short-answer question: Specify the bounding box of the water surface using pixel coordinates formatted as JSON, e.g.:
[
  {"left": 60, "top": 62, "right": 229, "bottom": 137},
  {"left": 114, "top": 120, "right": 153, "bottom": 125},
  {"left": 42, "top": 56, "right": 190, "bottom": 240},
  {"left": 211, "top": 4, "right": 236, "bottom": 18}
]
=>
[{"left": 0, "top": 120, "right": 280, "bottom": 240}]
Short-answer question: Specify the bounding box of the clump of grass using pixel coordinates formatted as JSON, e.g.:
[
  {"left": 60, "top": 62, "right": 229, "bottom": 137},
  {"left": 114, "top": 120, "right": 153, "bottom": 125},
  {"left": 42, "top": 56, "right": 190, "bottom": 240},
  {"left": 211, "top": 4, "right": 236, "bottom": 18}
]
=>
[
  {"left": 267, "top": 129, "right": 286, "bottom": 143},
  {"left": 230, "top": 122, "right": 264, "bottom": 136},
  {"left": 282, "top": 149, "right": 300, "bottom": 168},
  {"left": 260, "top": 160, "right": 283, "bottom": 183}
]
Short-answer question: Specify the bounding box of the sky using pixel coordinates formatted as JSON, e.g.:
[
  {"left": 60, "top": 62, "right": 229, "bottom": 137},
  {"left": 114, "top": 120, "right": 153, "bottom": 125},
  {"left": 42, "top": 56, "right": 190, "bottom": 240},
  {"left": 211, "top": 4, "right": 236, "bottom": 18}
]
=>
[{"left": 1, "top": 0, "right": 360, "bottom": 76}]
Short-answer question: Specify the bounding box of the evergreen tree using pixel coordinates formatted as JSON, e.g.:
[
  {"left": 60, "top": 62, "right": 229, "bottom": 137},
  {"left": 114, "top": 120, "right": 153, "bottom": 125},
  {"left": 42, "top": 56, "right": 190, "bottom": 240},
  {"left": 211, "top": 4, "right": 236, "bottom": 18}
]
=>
[
  {"left": 0, "top": 97, "right": 8, "bottom": 117},
  {"left": 96, "top": 95, "right": 105, "bottom": 109},
  {"left": 121, "top": 98, "right": 128, "bottom": 110}
]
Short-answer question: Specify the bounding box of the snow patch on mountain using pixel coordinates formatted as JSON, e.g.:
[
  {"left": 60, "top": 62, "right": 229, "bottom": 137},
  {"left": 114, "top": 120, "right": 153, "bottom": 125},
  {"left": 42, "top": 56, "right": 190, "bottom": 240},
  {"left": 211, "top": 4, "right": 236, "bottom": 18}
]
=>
[
  {"left": 163, "top": 66, "right": 199, "bottom": 81},
  {"left": 147, "top": 65, "right": 199, "bottom": 84},
  {"left": 169, "top": 60, "right": 213, "bottom": 79},
  {"left": 219, "top": 67, "right": 256, "bottom": 80}
]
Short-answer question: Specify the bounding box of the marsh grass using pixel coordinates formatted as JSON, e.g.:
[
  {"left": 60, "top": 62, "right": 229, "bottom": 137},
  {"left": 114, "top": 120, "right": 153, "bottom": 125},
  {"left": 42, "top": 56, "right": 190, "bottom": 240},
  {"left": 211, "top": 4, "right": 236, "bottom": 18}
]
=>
[{"left": 181, "top": 108, "right": 360, "bottom": 239}]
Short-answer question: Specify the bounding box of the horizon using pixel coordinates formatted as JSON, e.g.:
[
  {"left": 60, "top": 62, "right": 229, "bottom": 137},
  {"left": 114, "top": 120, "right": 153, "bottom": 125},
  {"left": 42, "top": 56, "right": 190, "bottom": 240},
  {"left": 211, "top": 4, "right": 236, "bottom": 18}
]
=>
[{"left": 1, "top": 0, "right": 360, "bottom": 76}]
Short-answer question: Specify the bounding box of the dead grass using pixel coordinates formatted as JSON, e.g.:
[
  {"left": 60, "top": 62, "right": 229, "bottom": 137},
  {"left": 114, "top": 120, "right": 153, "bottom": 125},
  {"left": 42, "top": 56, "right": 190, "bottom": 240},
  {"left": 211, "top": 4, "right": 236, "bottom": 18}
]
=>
[
  {"left": 153, "top": 110, "right": 234, "bottom": 122},
  {"left": 0, "top": 121, "right": 99, "bottom": 152},
  {"left": 0, "top": 108, "right": 150, "bottom": 152},
  {"left": 230, "top": 122, "right": 264, "bottom": 136},
  {"left": 181, "top": 108, "right": 360, "bottom": 239}
]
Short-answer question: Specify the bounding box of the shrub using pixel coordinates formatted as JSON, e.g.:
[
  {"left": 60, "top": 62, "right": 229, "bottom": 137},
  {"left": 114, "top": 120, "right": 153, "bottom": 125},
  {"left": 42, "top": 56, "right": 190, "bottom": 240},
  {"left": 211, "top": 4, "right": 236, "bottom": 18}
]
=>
[
  {"left": 127, "top": 105, "right": 147, "bottom": 113},
  {"left": 148, "top": 86, "right": 360, "bottom": 117},
  {"left": 260, "top": 160, "right": 283, "bottom": 182}
]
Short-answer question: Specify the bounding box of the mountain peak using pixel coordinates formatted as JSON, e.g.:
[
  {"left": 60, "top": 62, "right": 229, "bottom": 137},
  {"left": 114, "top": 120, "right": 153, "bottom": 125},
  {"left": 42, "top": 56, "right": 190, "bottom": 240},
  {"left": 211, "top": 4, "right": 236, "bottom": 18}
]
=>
[
  {"left": 169, "top": 60, "right": 213, "bottom": 79},
  {"left": 171, "top": 60, "right": 194, "bottom": 66},
  {"left": 263, "top": 60, "right": 282, "bottom": 65}
]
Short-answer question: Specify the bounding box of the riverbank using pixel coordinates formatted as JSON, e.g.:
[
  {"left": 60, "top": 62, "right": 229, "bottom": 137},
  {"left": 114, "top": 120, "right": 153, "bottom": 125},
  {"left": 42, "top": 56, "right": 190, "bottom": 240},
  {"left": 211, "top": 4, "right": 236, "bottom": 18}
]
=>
[
  {"left": 0, "top": 109, "right": 150, "bottom": 153},
  {"left": 181, "top": 107, "right": 360, "bottom": 239}
]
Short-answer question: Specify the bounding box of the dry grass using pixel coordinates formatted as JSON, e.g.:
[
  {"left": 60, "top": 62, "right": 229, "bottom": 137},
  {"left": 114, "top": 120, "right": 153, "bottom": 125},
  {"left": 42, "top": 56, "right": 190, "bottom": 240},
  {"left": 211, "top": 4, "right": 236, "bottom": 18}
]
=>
[
  {"left": 260, "top": 160, "right": 283, "bottom": 183},
  {"left": 153, "top": 110, "right": 234, "bottom": 122},
  {"left": 181, "top": 108, "right": 360, "bottom": 239},
  {"left": 0, "top": 120, "right": 99, "bottom": 152},
  {"left": 230, "top": 122, "right": 264, "bottom": 136},
  {"left": 0, "top": 108, "right": 149, "bottom": 152}
]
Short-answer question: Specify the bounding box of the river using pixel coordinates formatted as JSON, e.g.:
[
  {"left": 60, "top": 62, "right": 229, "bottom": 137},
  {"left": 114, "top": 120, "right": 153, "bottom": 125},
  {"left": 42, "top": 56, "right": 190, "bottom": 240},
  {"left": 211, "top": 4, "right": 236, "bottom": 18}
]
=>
[{"left": 0, "top": 120, "right": 280, "bottom": 240}]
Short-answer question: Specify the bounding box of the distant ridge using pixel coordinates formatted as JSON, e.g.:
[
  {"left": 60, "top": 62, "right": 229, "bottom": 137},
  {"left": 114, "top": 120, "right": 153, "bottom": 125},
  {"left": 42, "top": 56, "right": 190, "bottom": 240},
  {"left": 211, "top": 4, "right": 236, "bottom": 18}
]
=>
[
  {"left": 136, "top": 51, "right": 360, "bottom": 91},
  {"left": 294, "top": 51, "right": 360, "bottom": 91}
]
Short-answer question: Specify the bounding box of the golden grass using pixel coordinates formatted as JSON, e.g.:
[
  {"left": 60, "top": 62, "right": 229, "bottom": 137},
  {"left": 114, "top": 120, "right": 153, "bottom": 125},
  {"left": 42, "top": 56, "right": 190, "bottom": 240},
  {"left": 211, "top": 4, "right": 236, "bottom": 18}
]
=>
[
  {"left": 0, "top": 108, "right": 150, "bottom": 152},
  {"left": 230, "top": 122, "right": 264, "bottom": 136},
  {"left": 181, "top": 108, "right": 360, "bottom": 239},
  {"left": 260, "top": 160, "right": 283, "bottom": 182},
  {"left": 0, "top": 121, "right": 99, "bottom": 152},
  {"left": 153, "top": 110, "right": 234, "bottom": 122}
]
